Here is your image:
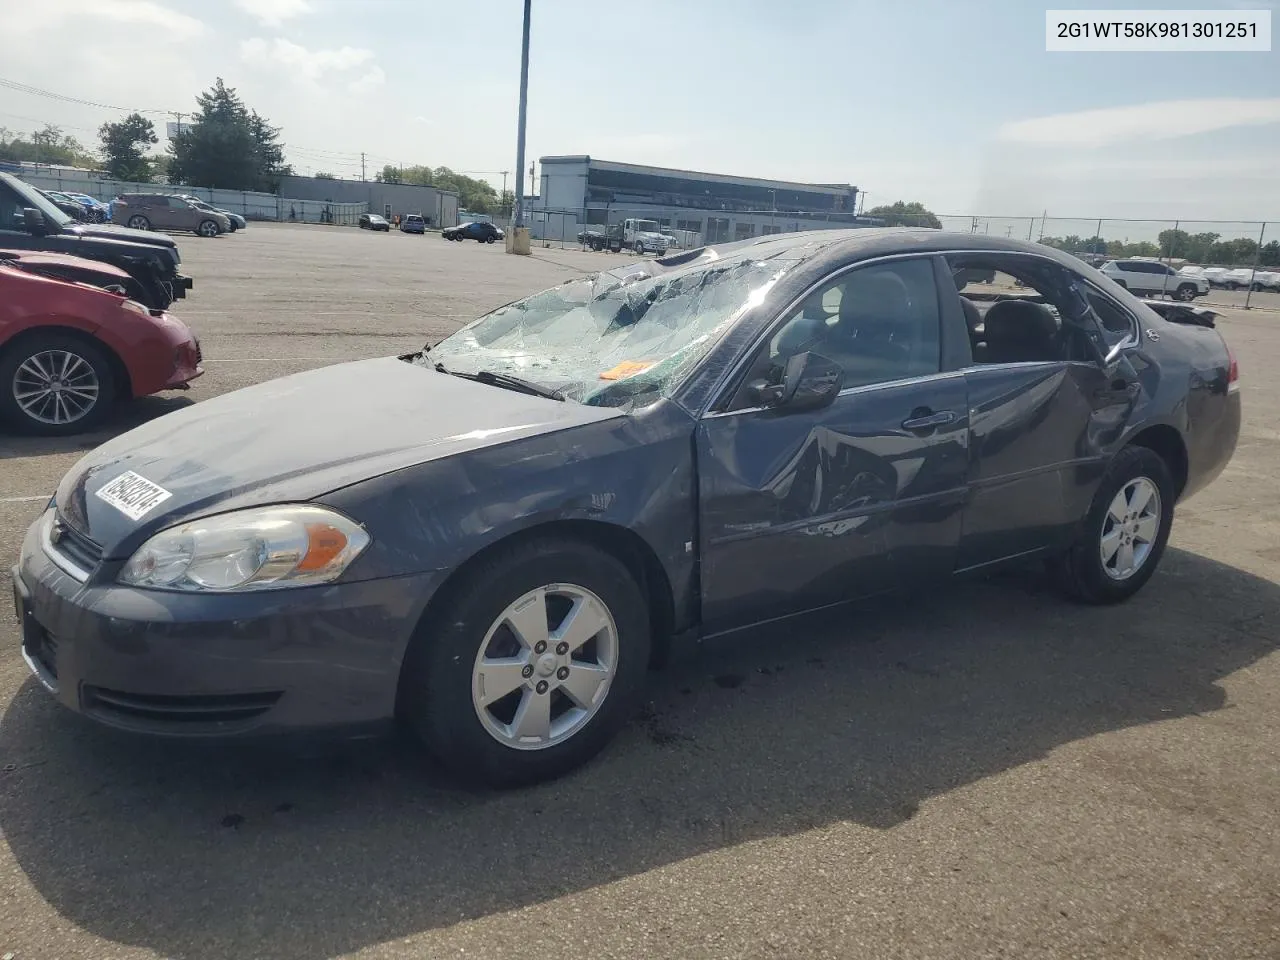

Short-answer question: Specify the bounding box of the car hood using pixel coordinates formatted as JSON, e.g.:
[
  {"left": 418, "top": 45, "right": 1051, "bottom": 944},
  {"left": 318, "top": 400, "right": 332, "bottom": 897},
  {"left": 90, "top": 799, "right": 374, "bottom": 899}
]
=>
[
  {"left": 66, "top": 223, "right": 178, "bottom": 250},
  {"left": 55, "top": 356, "right": 623, "bottom": 555},
  {"left": 0, "top": 248, "right": 132, "bottom": 282}
]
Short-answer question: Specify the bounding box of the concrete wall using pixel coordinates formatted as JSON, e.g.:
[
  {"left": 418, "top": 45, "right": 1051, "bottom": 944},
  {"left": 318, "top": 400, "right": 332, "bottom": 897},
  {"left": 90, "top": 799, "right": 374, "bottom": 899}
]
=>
[
  {"left": 539, "top": 158, "right": 589, "bottom": 212},
  {"left": 277, "top": 176, "right": 459, "bottom": 227}
]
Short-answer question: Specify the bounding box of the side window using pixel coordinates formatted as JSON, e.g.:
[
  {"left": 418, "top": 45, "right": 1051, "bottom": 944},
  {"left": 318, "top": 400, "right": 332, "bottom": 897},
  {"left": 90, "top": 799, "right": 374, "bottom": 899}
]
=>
[
  {"left": 168, "top": 197, "right": 191, "bottom": 210},
  {"left": 950, "top": 256, "right": 1077, "bottom": 365},
  {"left": 1083, "top": 285, "right": 1137, "bottom": 347},
  {"left": 759, "top": 258, "right": 942, "bottom": 393},
  {"left": 0, "top": 184, "right": 23, "bottom": 232}
]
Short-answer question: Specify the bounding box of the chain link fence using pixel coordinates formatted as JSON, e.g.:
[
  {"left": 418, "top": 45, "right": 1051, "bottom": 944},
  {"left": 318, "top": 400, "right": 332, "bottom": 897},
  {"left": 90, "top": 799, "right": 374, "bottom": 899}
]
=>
[{"left": 519, "top": 205, "right": 1276, "bottom": 309}]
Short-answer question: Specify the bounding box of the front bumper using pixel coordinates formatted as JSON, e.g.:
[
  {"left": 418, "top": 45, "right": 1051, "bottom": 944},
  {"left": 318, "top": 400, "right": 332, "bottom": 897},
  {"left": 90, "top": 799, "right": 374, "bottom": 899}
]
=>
[{"left": 13, "top": 510, "right": 437, "bottom": 740}]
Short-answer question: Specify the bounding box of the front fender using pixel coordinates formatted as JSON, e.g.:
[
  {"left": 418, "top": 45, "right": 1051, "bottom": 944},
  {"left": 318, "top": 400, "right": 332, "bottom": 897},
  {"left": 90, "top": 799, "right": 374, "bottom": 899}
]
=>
[{"left": 318, "top": 399, "right": 700, "bottom": 626}]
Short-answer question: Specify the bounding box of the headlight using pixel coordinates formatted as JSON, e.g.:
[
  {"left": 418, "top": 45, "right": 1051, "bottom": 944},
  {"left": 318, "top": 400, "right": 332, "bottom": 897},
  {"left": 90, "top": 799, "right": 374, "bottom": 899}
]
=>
[{"left": 119, "top": 505, "right": 370, "bottom": 592}]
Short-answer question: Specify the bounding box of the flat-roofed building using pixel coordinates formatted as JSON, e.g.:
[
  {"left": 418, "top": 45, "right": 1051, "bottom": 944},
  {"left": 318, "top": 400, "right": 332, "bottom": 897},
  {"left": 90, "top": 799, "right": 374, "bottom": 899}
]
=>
[{"left": 528, "top": 156, "right": 876, "bottom": 246}]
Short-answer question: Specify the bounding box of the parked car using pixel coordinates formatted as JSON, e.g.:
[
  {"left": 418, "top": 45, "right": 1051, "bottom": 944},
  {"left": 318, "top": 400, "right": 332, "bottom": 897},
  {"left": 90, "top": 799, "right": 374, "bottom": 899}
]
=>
[
  {"left": 359, "top": 213, "right": 391, "bottom": 232},
  {"left": 443, "top": 221, "right": 504, "bottom": 243},
  {"left": 40, "top": 190, "right": 90, "bottom": 222},
  {"left": 1099, "top": 259, "right": 1207, "bottom": 300},
  {"left": 1220, "top": 268, "right": 1259, "bottom": 290},
  {"left": 1250, "top": 270, "right": 1280, "bottom": 291},
  {"left": 578, "top": 228, "right": 607, "bottom": 247},
  {"left": 47, "top": 191, "right": 108, "bottom": 223},
  {"left": 113, "top": 193, "right": 231, "bottom": 237},
  {"left": 13, "top": 230, "right": 1239, "bottom": 787},
  {"left": 177, "top": 196, "right": 245, "bottom": 233},
  {"left": 0, "top": 262, "right": 202, "bottom": 435},
  {"left": 1, "top": 172, "right": 193, "bottom": 310},
  {"left": 400, "top": 214, "right": 427, "bottom": 235}
]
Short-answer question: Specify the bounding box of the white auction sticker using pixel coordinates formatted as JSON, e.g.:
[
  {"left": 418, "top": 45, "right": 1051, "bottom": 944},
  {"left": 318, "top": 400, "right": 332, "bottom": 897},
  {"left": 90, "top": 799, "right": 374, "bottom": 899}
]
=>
[
  {"left": 94, "top": 470, "right": 173, "bottom": 521},
  {"left": 1047, "top": 10, "right": 1271, "bottom": 51}
]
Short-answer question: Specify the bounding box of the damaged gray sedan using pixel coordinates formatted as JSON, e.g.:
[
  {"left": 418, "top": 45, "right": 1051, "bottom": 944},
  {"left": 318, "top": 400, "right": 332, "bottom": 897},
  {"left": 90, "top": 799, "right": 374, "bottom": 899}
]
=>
[{"left": 13, "top": 230, "right": 1240, "bottom": 787}]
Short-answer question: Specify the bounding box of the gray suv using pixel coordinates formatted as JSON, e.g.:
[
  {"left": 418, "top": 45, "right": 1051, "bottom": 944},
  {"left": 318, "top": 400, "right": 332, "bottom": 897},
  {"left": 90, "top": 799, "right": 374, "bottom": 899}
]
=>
[{"left": 113, "top": 193, "right": 231, "bottom": 237}]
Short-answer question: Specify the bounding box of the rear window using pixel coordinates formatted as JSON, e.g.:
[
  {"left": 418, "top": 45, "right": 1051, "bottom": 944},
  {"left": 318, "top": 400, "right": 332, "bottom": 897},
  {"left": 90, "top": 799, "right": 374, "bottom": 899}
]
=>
[{"left": 407, "top": 215, "right": 424, "bottom": 222}]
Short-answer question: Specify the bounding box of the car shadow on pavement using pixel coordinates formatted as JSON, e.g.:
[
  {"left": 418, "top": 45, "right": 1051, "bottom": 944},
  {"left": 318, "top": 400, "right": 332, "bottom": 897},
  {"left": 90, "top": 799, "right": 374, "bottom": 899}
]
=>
[
  {"left": 0, "top": 395, "right": 195, "bottom": 462},
  {"left": 1, "top": 547, "right": 1276, "bottom": 959}
]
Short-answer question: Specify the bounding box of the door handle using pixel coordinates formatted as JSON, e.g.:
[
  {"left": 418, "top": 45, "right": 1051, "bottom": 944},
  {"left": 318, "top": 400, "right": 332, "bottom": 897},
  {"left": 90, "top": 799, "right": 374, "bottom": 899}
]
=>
[{"left": 902, "top": 410, "right": 958, "bottom": 431}]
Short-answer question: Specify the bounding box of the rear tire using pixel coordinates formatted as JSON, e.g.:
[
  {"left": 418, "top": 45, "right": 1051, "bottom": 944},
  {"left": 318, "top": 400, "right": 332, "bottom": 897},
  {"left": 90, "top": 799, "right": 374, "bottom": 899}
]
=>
[
  {"left": 0, "top": 333, "right": 117, "bottom": 436},
  {"left": 1050, "top": 446, "right": 1175, "bottom": 605},
  {"left": 126, "top": 214, "right": 150, "bottom": 231},
  {"left": 399, "top": 537, "right": 651, "bottom": 788}
]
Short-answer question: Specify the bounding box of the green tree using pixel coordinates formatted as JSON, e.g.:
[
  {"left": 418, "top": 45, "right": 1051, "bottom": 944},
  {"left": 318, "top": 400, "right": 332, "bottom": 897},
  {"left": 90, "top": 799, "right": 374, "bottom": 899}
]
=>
[
  {"left": 373, "top": 163, "right": 501, "bottom": 213},
  {"left": 315, "top": 171, "right": 337, "bottom": 180},
  {"left": 167, "top": 78, "right": 291, "bottom": 191},
  {"left": 98, "top": 112, "right": 157, "bottom": 181},
  {"left": 1158, "top": 228, "right": 1189, "bottom": 258},
  {"left": 249, "top": 111, "right": 292, "bottom": 189},
  {"left": 866, "top": 200, "right": 941, "bottom": 229},
  {"left": 1259, "top": 240, "right": 1280, "bottom": 268},
  {"left": 0, "top": 124, "right": 96, "bottom": 166}
]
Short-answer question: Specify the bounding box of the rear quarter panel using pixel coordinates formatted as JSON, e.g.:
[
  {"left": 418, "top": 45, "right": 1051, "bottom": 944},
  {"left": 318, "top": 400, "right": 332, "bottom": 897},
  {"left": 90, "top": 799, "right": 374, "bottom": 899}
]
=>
[{"left": 1138, "top": 313, "right": 1239, "bottom": 500}]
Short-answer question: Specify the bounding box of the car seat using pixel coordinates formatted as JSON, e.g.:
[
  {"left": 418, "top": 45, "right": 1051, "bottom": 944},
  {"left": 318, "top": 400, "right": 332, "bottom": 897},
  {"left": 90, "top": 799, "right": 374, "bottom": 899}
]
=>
[{"left": 978, "top": 300, "right": 1060, "bottom": 364}]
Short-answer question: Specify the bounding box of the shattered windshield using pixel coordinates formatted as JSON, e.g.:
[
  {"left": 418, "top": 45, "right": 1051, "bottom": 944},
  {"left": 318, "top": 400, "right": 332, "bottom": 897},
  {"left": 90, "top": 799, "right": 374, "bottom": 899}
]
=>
[{"left": 423, "top": 252, "right": 796, "bottom": 408}]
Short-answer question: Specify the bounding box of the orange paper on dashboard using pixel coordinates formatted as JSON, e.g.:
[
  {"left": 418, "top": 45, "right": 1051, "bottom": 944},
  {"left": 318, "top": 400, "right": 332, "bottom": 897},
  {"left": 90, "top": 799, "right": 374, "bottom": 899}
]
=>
[{"left": 598, "top": 360, "right": 655, "bottom": 380}]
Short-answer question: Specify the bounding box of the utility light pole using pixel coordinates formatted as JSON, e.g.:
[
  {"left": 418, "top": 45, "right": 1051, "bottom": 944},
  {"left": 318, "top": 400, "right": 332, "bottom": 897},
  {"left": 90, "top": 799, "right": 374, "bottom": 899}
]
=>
[{"left": 509, "top": 0, "right": 532, "bottom": 251}]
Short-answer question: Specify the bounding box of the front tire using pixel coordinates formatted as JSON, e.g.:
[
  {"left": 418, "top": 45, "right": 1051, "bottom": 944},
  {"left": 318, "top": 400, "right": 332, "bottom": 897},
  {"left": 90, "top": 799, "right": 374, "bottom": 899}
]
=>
[
  {"left": 1050, "top": 446, "right": 1175, "bottom": 604},
  {"left": 400, "top": 537, "right": 651, "bottom": 787},
  {"left": 196, "top": 219, "right": 221, "bottom": 237},
  {"left": 0, "top": 333, "right": 117, "bottom": 436},
  {"left": 1174, "top": 283, "right": 1197, "bottom": 301}
]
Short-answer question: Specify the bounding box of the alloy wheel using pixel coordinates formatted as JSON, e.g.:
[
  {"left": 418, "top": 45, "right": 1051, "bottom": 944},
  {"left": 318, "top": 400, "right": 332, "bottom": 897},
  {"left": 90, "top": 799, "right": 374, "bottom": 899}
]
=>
[
  {"left": 1100, "top": 477, "right": 1161, "bottom": 580},
  {"left": 471, "top": 583, "right": 618, "bottom": 750},
  {"left": 12, "top": 350, "right": 101, "bottom": 426}
]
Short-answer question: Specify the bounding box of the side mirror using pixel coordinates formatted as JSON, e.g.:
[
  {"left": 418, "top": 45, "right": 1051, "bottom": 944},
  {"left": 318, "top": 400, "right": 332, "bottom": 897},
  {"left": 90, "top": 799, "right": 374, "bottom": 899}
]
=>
[
  {"left": 748, "top": 351, "right": 844, "bottom": 413},
  {"left": 22, "top": 207, "right": 50, "bottom": 235}
]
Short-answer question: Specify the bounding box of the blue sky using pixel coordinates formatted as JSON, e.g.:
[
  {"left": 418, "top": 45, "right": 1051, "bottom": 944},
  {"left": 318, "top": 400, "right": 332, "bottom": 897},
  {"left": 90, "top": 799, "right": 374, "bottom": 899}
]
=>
[{"left": 5, "top": 0, "right": 1278, "bottom": 223}]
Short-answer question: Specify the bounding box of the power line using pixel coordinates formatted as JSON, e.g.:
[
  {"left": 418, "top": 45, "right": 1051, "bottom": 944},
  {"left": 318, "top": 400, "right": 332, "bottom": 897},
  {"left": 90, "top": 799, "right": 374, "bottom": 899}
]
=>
[{"left": 0, "top": 77, "right": 170, "bottom": 115}]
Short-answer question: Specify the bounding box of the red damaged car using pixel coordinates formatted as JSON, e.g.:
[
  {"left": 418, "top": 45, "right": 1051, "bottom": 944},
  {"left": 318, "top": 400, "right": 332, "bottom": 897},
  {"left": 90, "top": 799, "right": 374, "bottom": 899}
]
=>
[{"left": 0, "top": 254, "right": 202, "bottom": 436}]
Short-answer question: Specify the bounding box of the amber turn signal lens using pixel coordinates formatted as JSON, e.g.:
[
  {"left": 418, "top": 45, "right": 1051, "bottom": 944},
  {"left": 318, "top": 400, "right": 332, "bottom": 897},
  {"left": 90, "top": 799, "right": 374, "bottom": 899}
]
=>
[{"left": 297, "top": 523, "right": 349, "bottom": 572}]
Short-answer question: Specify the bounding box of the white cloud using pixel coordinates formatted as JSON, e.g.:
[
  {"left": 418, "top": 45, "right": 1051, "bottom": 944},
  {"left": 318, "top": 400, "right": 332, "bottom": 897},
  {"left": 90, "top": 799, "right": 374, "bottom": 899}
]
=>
[
  {"left": 348, "top": 67, "right": 386, "bottom": 95},
  {"left": 11, "top": 0, "right": 203, "bottom": 38},
  {"left": 998, "top": 98, "right": 1280, "bottom": 147},
  {"left": 240, "top": 37, "right": 376, "bottom": 84},
  {"left": 233, "top": 0, "right": 312, "bottom": 27}
]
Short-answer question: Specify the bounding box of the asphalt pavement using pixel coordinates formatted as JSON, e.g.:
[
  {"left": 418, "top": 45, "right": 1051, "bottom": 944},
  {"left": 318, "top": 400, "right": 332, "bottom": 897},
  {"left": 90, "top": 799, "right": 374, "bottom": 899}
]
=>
[{"left": 1, "top": 223, "right": 1277, "bottom": 960}]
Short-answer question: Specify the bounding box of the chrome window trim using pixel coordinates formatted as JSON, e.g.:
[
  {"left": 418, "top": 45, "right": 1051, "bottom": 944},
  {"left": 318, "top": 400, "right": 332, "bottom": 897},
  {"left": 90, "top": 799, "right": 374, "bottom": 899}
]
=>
[{"left": 701, "top": 368, "right": 969, "bottom": 421}]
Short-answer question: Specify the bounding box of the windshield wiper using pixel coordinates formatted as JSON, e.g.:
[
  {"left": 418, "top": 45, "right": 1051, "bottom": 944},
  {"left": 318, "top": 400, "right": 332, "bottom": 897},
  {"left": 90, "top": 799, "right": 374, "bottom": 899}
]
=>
[{"left": 434, "top": 362, "right": 565, "bottom": 402}]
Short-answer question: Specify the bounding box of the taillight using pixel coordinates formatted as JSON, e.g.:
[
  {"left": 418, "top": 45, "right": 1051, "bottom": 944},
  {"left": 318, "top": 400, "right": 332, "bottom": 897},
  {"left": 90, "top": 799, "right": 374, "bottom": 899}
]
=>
[{"left": 1226, "top": 341, "right": 1239, "bottom": 393}]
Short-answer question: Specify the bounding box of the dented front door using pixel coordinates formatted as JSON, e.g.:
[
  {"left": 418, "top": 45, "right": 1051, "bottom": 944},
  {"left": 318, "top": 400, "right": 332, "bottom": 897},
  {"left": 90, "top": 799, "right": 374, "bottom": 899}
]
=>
[{"left": 695, "top": 374, "right": 970, "bottom": 635}]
